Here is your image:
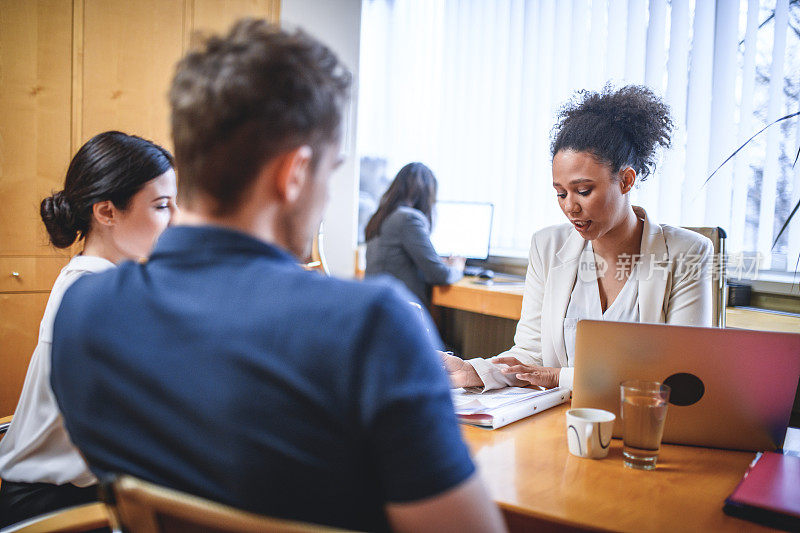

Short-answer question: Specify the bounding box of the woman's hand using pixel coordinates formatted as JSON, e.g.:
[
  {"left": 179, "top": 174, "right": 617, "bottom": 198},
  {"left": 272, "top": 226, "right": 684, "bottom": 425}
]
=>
[
  {"left": 492, "top": 357, "right": 560, "bottom": 389},
  {"left": 439, "top": 351, "right": 483, "bottom": 388},
  {"left": 444, "top": 255, "right": 466, "bottom": 272}
]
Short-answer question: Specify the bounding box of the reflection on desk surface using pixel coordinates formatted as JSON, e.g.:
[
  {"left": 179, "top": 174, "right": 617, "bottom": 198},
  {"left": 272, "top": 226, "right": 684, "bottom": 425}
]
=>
[
  {"left": 456, "top": 276, "right": 525, "bottom": 292},
  {"left": 470, "top": 278, "right": 525, "bottom": 287},
  {"left": 785, "top": 427, "right": 800, "bottom": 457},
  {"left": 461, "top": 402, "right": 788, "bottom": 532}
]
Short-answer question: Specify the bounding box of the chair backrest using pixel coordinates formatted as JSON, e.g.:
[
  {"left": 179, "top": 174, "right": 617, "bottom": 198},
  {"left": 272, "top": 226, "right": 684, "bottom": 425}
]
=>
[
  {"left": 681, "top": 226, "right": 727, "bottom": 327},
  {"left": 303, "top": 231, "right": 330, "bottom": 275},
  {"left": 354, "top": 243, "right": 366, "bottom": 279},
  {"left": 0, "top": 415, "right": 12, "bottom": 440},
  {"left": 104, "top": 475, "right": 355, "bottom": 533}
]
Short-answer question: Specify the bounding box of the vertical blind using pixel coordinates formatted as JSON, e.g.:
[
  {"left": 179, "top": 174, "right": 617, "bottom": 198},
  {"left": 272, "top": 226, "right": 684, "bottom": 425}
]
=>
[{"left": 357, "top": 0, "right": 800, "bottom": 275}]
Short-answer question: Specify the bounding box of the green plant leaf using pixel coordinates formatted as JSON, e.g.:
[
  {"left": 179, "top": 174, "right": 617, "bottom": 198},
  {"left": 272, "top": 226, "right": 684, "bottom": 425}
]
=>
[
  {"left": 772, "top": 144, "right": 800, "bottom": 247},
  {"left": 794, "top": 141, "right": 800, "bottom": 168},
  {"left": 774, "top": 197, "right": 800, "bottom": 248},
  {"left": 703, "top": 111, "right": 800, "bottom": 188}
]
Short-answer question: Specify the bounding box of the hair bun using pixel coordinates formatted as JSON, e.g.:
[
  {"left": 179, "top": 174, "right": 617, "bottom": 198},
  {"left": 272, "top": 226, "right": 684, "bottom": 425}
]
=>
[
  {"left": 40, "top": 191, "right": 79, "bottom": 248},
  {"left": 551, "top": 85, "right": 673, "bottom": 181}
]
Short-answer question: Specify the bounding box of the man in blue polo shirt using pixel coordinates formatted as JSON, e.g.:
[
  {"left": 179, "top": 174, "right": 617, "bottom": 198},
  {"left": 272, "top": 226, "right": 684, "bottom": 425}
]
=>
[{"left": 50, "top": 19, "right": 504, "bottom": 533}]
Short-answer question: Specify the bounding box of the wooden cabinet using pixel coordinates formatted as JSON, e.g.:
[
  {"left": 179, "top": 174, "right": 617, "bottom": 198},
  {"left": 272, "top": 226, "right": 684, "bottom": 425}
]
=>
[
  {"left": 0, "top": 0, "right": 73, "bottom": 256},
  {"left": 0, "top": 0, "right": 279, "bottom": 416},
  {"left": 0, "top": 293, "right": 51, "bottom": 416},
  {"left": 0, "top": 0, "right": 74, "bottom": 415},
  {"left": 76, "top": 0, "right": 281, "bottom": 151},
  {"left": 78, "top": 0, "right": 185, "bottom": 150},
  {"left": 190, "top": 0, "right": 281, "bottom": 42},
  {"left": 0, "top": 258, "right": 69, "bottom": 293}
]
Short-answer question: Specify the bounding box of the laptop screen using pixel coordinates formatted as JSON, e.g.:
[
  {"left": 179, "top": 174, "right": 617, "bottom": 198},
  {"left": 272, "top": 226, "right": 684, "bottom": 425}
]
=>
[{"left": 431, "top": 201, "right": 494, "bottom": 259}]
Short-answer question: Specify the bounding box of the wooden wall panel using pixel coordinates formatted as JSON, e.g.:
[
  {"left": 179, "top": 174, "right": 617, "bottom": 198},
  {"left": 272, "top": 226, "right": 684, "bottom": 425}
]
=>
[
  {"left": 0, "top": 0, "right": 73, "bottom": 256},
  {"left": 1, "top": 0, "right": 282, "bottom": 413},
  {"left": 77, "top": 0, "right": 279, "bottom": 153},
  {"left": 79, "top": 0, "right": 185, "bottom": 151},
  {"left": 190, "top": 0, "right": 280, "bottom": 36},
  {"left": 0, "top": 293, "right": 50, "bottom": 416}
]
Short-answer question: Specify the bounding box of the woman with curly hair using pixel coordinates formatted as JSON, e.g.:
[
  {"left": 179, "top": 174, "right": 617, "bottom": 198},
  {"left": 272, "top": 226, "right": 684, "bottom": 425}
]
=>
[{"left": 444, "top": 85, "right": 713, "bottom": 391}]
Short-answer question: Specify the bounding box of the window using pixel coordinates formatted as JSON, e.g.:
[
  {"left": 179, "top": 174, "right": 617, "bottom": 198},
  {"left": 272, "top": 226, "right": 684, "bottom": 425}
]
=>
[{"left": 357, "top": 0, "right": 800, "bottom": 280}]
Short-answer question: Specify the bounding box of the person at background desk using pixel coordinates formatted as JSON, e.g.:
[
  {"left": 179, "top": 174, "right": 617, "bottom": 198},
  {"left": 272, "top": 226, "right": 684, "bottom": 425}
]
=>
[
  {"left": 0, "top": 131, "right": 177, "bottom": 527},
  {"left": 444, "top": 85, "right": 713, "bottom": 392},
  {"left": 365, "top": 162, "right": 464, "bottom": 306}
]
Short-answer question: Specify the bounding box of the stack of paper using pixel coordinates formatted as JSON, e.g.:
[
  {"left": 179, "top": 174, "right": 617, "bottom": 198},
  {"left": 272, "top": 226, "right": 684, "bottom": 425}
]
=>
[{"left": 451, "top": 386, "right": 568, "bottom": 429}]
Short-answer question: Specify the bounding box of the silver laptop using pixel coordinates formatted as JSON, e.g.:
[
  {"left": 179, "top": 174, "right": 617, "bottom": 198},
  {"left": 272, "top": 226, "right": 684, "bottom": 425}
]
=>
[{"left": 571, "top": 320, "right": 800, "bottom": 451}]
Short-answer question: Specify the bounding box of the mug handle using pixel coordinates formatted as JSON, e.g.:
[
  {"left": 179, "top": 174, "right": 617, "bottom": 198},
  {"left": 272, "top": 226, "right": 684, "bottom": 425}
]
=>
[{"left": 585, "top": 423, "right": 596, "bottom": 457}]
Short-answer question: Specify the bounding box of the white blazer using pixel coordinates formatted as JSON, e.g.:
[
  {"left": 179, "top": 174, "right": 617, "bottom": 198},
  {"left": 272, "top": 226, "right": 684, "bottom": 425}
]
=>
[{"left": 470, "top": 207, "right": 713, "bottom": 391}]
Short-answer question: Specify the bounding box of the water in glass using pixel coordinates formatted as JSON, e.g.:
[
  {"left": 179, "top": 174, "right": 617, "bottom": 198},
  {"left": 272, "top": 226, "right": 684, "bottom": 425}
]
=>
[{"left": 621, "top": 391, "right": 668, "bottom": 470}]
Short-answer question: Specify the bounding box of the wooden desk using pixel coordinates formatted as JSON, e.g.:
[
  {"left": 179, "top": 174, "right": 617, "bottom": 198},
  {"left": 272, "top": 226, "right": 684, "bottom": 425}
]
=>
[
  {"left": 725, "top": 307, "right": 800, "bottom": 333},
  {"left": 432, "top": 278, "right": 524, "bottom": 321},
  {"left": 461, "top": 403, "right": 772, "bottom": 532},
  {"left": 434, "top": 278, "right": 800, "bottom": 332}
]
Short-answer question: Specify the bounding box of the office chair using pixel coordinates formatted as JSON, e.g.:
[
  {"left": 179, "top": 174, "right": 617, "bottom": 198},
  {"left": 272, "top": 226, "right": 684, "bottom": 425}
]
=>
[
  {"left": 682, "top": 226, "right": 727, "bottom": 327},
  {"left": 0, "top": 502, "right": 110, "bottom": 533},
  {"left": 0, "top": 415, "right": 11, "bottom": 439},
  {"left": 102, "top": 475, "right": 357, "bottom": 533},
  {"left": 303, "top": 231, "right": 330, "bottom": 275},
  {"left": 0, "top": 417, "right": 109, "bottom": 533}
]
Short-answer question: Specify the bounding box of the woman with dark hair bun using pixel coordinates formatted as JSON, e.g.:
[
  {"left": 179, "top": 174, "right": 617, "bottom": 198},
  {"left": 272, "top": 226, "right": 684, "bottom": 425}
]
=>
[
  {"left": 444, "top": 85, "right": 713, "bottom": 391},
  {"left": 364, "top": 162, "right": 464, "bottom": 306},
  {"left": 0, "top": 131, "right": 178, "bottom": 526}
]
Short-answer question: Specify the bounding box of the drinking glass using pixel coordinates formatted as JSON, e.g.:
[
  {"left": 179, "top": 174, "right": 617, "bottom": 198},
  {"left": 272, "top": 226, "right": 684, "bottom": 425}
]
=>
[{"left": 620, "top": 380, "right": 671, "bottom": 470}]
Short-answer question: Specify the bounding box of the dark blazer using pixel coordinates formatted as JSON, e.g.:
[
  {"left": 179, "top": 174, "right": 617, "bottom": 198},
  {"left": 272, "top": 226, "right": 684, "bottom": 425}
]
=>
[{"left": 365, "top": 206, "right": 462, "bottom": 305}]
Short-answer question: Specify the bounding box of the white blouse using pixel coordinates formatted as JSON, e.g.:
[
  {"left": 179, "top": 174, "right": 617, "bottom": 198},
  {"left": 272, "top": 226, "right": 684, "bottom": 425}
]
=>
[
  {"left": 562, "top": 241, "right": 640, "bottom": 371},
  {"left": 0, "top": 255, "right": 113, "bottom": 486},
  {"left": 468, "top": 208, "right": 713, "bottom": 393}
]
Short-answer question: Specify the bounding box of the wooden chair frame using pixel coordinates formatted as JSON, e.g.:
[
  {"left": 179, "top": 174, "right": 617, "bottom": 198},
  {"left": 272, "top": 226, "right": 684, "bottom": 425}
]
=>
[
  {"left": 682, "top": 226, "right": 727, "bottom": 327},
  {"left": 0, "top": 502, "right": 110, "bottom": 533},
  {"left": 103, "top": 475, "right": 355, "bottom": 533}
]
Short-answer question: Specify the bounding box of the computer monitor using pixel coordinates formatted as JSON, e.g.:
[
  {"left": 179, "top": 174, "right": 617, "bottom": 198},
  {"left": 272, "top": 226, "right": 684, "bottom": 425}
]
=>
[{"left": 431, "top": 201, "right": 493, "bottom": 259}]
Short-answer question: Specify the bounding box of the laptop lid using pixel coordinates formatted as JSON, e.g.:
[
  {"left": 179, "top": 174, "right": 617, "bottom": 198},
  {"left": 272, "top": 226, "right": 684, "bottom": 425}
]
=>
[{"left": 571, "top": 320, "right": 800, "bottom": 451}]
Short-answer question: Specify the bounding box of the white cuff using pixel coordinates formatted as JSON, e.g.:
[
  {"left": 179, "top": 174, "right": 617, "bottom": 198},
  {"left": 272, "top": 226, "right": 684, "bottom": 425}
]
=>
[
  {"left": 559, "top": 366, "right": 574, "bottom": 391},
  {"left": 467, "top": 358, "right": 518, "bottom": 392}
]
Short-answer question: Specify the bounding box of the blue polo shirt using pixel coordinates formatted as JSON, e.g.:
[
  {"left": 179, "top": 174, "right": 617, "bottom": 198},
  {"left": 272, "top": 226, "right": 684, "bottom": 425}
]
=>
[{"left": 50, "top": 226, "right": 475, "bottom": 532}]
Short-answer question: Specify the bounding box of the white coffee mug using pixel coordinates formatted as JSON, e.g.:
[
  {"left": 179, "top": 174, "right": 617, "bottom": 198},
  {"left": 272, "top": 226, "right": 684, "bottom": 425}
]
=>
[{"left": 566, "top": 408, "right": 615, "bottom": 459}]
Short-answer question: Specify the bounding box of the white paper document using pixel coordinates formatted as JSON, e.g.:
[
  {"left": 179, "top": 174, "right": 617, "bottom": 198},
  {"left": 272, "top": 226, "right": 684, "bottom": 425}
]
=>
[{"left": 451, "top": 386, "right": 569, "bottom": 429}]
